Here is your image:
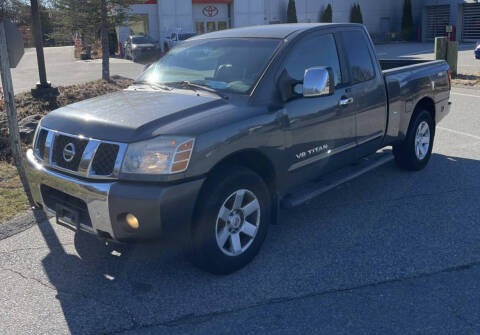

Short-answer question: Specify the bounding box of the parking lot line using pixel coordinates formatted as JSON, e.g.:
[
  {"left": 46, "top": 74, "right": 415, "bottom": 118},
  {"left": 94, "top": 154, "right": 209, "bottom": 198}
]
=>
[
  {"left": 437, "top": 126, "right": 480, "bottom": 141},
  {"left": 451, "top": 92, "right": 480, "bottom": 98}
]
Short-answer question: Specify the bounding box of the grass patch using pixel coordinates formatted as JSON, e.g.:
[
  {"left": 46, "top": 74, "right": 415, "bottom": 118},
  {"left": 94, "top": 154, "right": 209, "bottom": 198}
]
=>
[{"left": 0, "top": 162, "right": 28, "bottom": 223}]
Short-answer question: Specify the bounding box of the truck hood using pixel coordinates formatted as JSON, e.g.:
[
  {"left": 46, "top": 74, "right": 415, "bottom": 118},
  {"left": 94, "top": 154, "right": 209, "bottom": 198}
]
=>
[{"left": 41, "top": 89, "right": 229, "bottom": 143}]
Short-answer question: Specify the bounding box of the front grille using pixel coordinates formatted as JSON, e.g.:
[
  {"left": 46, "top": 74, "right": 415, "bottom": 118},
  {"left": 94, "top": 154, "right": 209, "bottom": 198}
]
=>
[
  {"left": 51, "top": 135, "right": 88, "bottom": 171},
  {"left": 41, "top": 185, "right": 92, "bottom": 227},
  {"left": 91, "top": 143, "right": 119, "bottom": 176},
  {"left": 34, "top": 127, "right": 125, "bottom": 179},
  {"left": 35, "top": 129, "right": 48, "bottom": 160}
]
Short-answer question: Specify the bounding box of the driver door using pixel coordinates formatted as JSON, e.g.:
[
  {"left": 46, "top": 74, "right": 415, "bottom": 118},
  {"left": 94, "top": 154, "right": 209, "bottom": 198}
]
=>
[{"left": 280, "top": 32, "right": 356, "bottom": 188}]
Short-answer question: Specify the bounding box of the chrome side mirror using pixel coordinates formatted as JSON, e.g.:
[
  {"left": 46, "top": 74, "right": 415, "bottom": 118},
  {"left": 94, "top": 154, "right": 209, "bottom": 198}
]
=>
[{"left": 302, "top": 67, "right": 335, "bottom": 98}]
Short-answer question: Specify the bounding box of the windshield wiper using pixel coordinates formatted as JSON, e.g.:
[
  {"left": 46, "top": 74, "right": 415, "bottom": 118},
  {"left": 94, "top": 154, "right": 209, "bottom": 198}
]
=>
[
  {"left": 165, "top": 81, "right": 228, "bottom": 100},
  {"left": 133, "top": 81, "right": 172, "bottom": 91}
]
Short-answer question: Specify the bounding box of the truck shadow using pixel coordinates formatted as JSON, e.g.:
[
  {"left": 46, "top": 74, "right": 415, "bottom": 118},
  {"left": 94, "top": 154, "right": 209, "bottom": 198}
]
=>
[{"left": 34, "top": 152, "right": 480, "bottom": 334}]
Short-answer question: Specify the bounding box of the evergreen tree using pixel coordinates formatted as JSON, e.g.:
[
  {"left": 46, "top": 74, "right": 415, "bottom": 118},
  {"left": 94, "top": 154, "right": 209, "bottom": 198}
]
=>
[
  {"left": 350, "top": 3, "right": 357, "bottom": 23},
  {"left": 402, "top": 0, "right": 414, "bottom": 40},
  {"left": 287, "top": 0, "right": 297, "bottom": 23},
  {"left": 357, "top": 3, "right": 363, "bottom": 24},
  {"left": 350, "top": 3, "right": 363, "bottom": 24},
  {"left": 320, "top": 4, "right": 332, "bottom": 23}
]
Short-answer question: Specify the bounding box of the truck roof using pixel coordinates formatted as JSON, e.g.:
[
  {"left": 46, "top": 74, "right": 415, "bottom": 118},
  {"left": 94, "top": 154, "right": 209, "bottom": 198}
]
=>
[{"left": 190, "top": 23, "right": 363, "bottom": 40}]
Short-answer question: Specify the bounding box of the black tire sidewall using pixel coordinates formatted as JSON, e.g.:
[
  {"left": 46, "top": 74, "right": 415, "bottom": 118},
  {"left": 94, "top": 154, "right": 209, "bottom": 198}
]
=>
[
  {"left": 396, "top": 109, "right": 435, "bottom": 170},
  {"left": 190, "top": 167, "right": 271, "bottom": 274}
]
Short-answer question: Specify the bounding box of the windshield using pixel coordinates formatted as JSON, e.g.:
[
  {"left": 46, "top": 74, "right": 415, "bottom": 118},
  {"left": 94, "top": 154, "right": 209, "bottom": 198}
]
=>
[
  {"left": 135, "top": 38, "right": 280, "bottom": 94},
  {"left": 132, "top": 36, "right": 156, "bottom": 44}
]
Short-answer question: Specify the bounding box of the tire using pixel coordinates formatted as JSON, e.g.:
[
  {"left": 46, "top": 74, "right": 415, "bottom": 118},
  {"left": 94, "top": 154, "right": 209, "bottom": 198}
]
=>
[
  {"left": 393, "top": 109, "right": 435, "bottom": 171},
  {"left": 188, "top": 166, "right": 271, "bottom": 275}
]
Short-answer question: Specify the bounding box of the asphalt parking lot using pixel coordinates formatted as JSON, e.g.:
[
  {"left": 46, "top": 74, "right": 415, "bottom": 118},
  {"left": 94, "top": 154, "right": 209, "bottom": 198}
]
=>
[
  {"left": 0, "top": 86, "right": 479, "bottom": 334},
  {"left": 10, "top": 46, "right": 144, "bottom": 94}
]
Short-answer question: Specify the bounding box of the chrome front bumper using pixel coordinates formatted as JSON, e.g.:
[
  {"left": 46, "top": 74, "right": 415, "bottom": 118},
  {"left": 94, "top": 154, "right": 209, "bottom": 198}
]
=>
[
  {"left": 25, "top": 149, "right": 115, "bottom": 236},
  {"left": 25, "top": 149, "right": 205, "bottom": 241}
]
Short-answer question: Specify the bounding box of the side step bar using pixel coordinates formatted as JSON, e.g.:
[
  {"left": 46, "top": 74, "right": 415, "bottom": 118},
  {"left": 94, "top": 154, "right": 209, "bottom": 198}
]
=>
[{"left": 281, "top": 150, "right": 394, "bottom": 209}]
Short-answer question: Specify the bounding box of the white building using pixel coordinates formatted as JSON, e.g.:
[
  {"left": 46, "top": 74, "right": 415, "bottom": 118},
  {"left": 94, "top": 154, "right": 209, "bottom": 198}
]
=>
[{"left": 117, "top": 0, "right": 428, "bottom": 51}]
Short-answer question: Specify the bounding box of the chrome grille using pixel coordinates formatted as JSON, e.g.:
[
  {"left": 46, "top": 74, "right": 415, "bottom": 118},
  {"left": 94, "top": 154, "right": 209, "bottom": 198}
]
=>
[
  {"left": 91, "top": 143, "right": 120, "bottom": 176},
  {"left": 33, "top": 127, "right": 127, "bottom": 179},
  {"left": 52, "top": 135, "right": 88, "bottom": 171},
  {"left": 35, "top": 129, "right": 48, "bottom": 160}
]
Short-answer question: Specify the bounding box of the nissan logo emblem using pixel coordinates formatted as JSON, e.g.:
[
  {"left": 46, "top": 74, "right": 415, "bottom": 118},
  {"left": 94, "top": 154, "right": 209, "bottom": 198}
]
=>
[{"left": 63, "top": 143, "right": 76, "bottom": 162}]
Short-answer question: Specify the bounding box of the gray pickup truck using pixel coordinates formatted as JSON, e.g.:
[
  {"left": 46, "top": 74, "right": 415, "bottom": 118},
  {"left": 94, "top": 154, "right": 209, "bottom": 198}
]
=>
[{"left": 26, "top": 24, "right": 451, "bottom": 274}]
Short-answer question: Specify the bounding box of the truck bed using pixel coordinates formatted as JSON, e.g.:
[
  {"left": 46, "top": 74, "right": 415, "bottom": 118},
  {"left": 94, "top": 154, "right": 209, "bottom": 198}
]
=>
[
  {"left": 379, "top": 58, "right": 450, "bottom": 145},
  {"left": 379, "top": 58, "right": 443, "bottom": 73}
]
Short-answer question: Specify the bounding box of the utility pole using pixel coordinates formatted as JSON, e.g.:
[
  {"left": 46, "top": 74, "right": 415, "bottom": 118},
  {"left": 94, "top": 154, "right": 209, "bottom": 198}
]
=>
[
  {"left": 30, "top": 0, "right": 48, "bottom": 88},
  {"left": 101, "top": 0, "right": 110, "bottom": 81},
  {"left": 30, "top": 0, "right": 58, "bottom": 97}
]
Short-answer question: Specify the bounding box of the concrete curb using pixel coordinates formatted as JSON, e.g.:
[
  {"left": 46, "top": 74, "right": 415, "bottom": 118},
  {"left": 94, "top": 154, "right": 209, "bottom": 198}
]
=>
[{"left": 0, "top": 209, "right": 48, "bottom": 241}]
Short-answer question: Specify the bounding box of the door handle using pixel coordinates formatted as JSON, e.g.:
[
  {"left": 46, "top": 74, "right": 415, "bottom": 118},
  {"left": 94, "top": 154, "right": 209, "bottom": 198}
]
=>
[{"left": 339, "top": 97, "right": 354, "bottom": 106}]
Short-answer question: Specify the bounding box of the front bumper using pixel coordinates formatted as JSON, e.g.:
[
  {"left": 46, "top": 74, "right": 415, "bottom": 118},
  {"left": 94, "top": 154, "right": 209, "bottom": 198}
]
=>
[{"left": 25, "top": 149, "right": 205, "bottom": 241}]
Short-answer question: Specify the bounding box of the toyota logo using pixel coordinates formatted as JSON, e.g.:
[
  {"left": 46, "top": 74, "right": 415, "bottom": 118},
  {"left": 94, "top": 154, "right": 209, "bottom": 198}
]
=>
[
  {"left": 202, "top": 5, "right": 219, "bottom": 17},
  {"left": 63, "top": 143, "right": 76, "bottom": 162}
]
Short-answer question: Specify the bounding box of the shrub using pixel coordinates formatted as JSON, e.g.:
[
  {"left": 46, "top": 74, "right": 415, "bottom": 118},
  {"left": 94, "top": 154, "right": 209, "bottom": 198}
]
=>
[
  {"left": 320, "top": 4, "right": 333, "bottom": 23},
  {"left": 287, "top": 0, "right": 298, "bottom": 23},
  {"left": 402, "top": 0, "right": 414, "bottom": 40},
  {"left": 350, "top": 3, "right": 363, "bottom": 24}
]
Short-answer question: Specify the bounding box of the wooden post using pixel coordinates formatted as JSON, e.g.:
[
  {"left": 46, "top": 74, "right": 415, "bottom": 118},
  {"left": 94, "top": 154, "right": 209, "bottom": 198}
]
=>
[
  {"left": 0, "top": 21, "right": 35, "bottom": 207},
  {"left": 446, "top": 40, "right": 458, "bottom": 77}
]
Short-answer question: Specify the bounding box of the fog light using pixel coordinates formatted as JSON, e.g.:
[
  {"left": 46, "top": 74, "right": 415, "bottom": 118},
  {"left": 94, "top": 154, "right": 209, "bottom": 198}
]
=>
[{"left": 125, "top": 213, "right": 139, "bottom": 230}]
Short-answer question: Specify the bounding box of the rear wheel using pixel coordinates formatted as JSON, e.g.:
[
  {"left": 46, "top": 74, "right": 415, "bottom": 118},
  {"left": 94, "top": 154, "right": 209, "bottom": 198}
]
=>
[
  {"left": 393, "top": 109, "right": 435, "bottom": 171},
  {"left": 189, "top": 166, "right": 271, "bottom": 274}
]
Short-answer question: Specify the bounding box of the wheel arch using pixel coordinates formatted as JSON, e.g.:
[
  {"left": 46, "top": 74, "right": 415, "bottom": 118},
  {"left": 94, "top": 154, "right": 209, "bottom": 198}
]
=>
[
  {"left": 192, "top": 149, "right": 279, "bottom": 226},
  {"left": 207, "top": 149, "right": 277, "bottom": 197},
  {"left": 414, "top": 96, "right": 436, "bottom": 125}
]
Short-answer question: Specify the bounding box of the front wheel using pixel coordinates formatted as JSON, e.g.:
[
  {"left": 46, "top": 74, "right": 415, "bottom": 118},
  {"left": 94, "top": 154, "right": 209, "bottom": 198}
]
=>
[
  {"left": 189, "top": 166, "right": 271, "bottom": 275},
  {"left": 393, "top": 109, "right": 435, "bottom": 171}
]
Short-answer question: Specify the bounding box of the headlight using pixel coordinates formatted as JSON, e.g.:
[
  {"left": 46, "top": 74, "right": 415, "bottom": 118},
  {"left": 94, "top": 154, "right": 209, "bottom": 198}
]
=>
[
  {"left": 132, "top": 44, "right": 138, "bottom": 50},
  {"left": 121, "top": 137, "right": 195, "bottom": 175}
]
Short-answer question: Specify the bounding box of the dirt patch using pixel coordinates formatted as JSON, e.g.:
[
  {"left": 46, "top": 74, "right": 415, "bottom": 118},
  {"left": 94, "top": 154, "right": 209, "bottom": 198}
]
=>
[
  {"left": 0, "top": 76, "right": 133, "bottom": 162},
  {"left": 452, "top": 73, "right": 480, "bottom": 87}
]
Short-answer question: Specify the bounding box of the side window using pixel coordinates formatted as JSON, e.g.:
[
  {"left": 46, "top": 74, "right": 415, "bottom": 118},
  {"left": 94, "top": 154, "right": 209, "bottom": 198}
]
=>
[
  {"left": 284, "top": 33, "right": 342, "bottom": 87},
  {"left": 341, "top": 31, "right": 376, "bottom": 83}
]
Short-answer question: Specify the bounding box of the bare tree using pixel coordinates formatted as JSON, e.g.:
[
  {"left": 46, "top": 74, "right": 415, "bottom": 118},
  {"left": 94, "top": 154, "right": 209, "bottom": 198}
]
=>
[{"left": 51, "top": 0, "right": 130, "bottom": 82}]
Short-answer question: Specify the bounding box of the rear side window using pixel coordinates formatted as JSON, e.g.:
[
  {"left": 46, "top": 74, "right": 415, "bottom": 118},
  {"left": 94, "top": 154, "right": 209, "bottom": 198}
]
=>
[
  {"left": 284, "top": 33, "right": 342, "bottom": 87},
  {"left": 341, "top": 30, "right": 376, "bottom": 83}
]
